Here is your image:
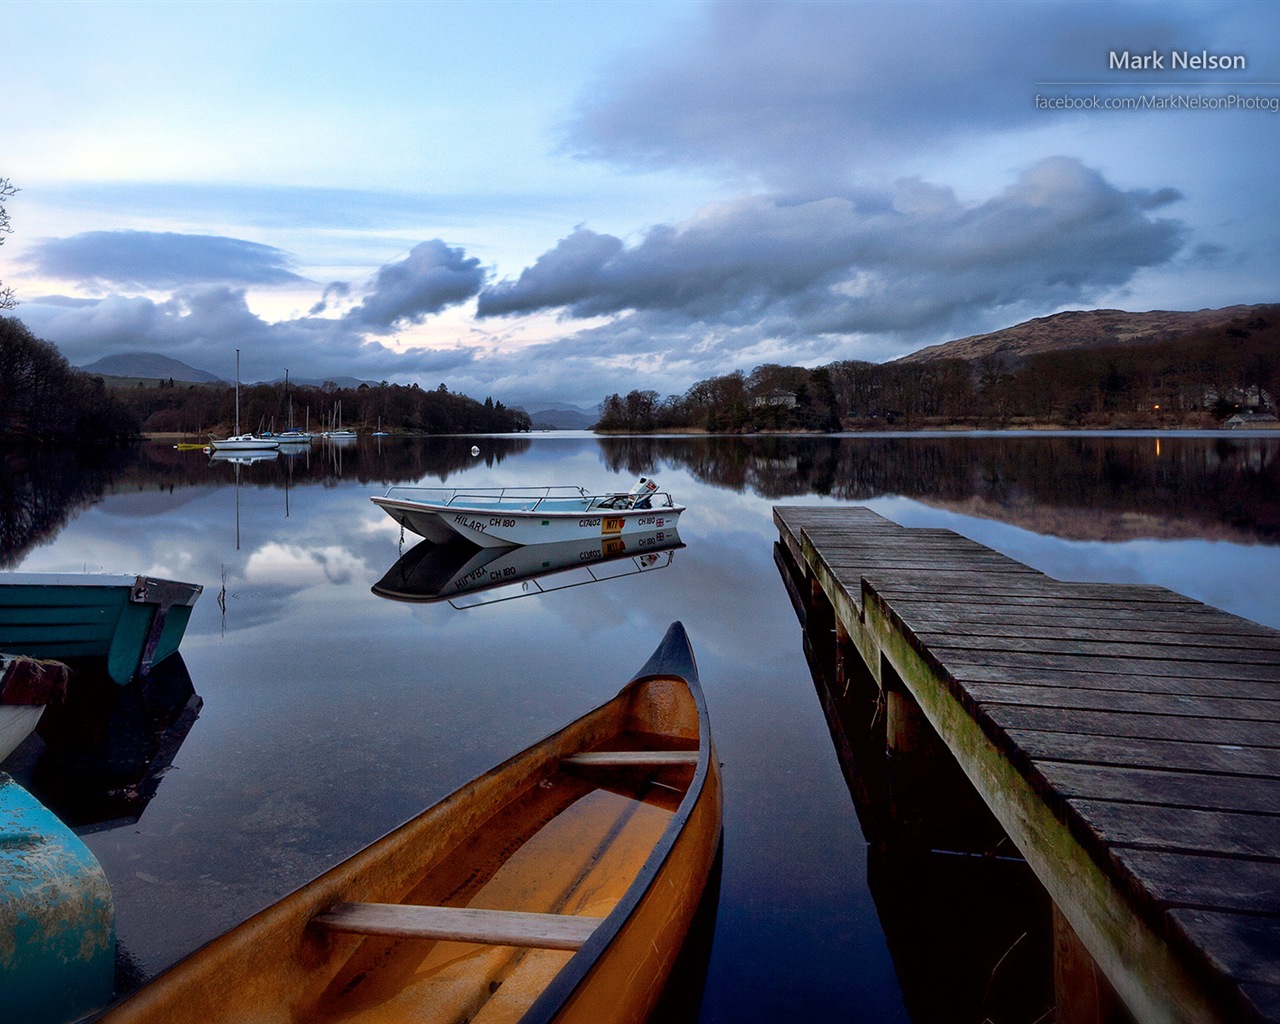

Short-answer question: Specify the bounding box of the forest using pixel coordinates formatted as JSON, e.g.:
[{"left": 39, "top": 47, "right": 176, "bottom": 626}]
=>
[
  {"left": 0, "top": 316, "right": 530, "bottom": 444},
  {"left": 594, "top": 308, "right": 1280, "bottom": 433},
  {"left": 5, "top": 306, "right": 1279, "bottom": 446}
]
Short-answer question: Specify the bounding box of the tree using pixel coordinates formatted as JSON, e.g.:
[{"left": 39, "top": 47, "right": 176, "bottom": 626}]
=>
[{"left": 0, "top": 177, "right": 18, "bottom": 310}]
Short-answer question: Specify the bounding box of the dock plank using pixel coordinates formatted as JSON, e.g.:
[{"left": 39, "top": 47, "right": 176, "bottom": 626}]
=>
[
  {"left": 1034, "top": 761, "right": 1280, "bottom": 815},
  {"left": 1007, "top": 729, "right": 1280, "bottom": 777},
  {"left": 1070, "top": 800, "right": 1280, "bottom": 860},
  {"left": 985, "top": 705, "right": 1280, "bottom": 747}
]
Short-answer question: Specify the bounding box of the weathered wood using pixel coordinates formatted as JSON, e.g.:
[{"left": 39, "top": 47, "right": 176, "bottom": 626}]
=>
[
  {"left": 773, "top": 503, "right": 1280, "bottom": 1024},
  {"left": 966, "top": 681, "right": 1280, "bottom": 720},
  {"left": 1036, "top": 761, "right": 1280, "bottom": 814},
  {"left": 987, "top": 705, "right": 1280, "bottom": 746},
  {"left": 312, "top": 901, "right": 603, "bottom": 950},
  {"left": 1007, "top": 729, "right": 1280, "bottom": 777},
  {"left": 1070, "top": 800, "right": 1280, "bottom": 859},
  {"left": 890, "top": 601, "right": 1280, "bottom": 640},
  {"left": 916, "top": 631, "right": 1280, "bottom": 665}
]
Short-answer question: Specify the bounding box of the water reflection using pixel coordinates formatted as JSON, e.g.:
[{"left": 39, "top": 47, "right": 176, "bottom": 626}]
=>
[
  {"left": 2, "top": 432, "right": 1278, "bottom": 1022},
  {"left": 6, "top": 654, "right": 201, "bottom": 831},
  {"left": 600, "top": 433, "right": 1280, "bottom": 541},
  {"left": 372, "top": 531, "right": 683, "bottom": 608},
  {"left": 4, "top": 434, "right": 1278, "bottom": 569}
]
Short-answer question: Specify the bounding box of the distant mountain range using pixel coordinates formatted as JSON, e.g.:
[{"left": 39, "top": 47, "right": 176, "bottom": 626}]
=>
[
  {"left": 78, "top": 352, "right": 375, "bottom": 389},
  {"left": 527, "top": 407, "right": 597, "bottom": 429},
  {"left": 898, "top": 304, "right": 1277, "bottom": 366},
  {"left": 80, "top": 352, "right": 225, "bottom": 383},
  {"left": 75, "top": 303, "right": 1275, "bottom": 415}
]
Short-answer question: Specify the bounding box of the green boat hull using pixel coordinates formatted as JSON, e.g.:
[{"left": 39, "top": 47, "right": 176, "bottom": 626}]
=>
[{"left": 0, "top": 573, "right": 202, "bottom": 685}]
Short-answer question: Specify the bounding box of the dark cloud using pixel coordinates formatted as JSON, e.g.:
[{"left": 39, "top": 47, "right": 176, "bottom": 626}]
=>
[
  {"left": 26, "top": 231, "right": 307, "bottom": 289},
  {"left": 562, "top": 1, "right": 1224, "bottom": 187},
  {"left": 310, "top": 281, "right": 352, "bottom": 315},
  {"left": 18, "top": 285, "right": 476, "bottom": 387},
  {"left": 479, "top": 158, "right": 1185, "bottom": 338},
  {"left": 344, "top": 240, "right": 485, "bottom": 330}
]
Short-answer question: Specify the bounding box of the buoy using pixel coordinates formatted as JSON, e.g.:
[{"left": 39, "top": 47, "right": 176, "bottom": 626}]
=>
[{"left": 471, "top": 445, "right": 480, "bottom": 456}]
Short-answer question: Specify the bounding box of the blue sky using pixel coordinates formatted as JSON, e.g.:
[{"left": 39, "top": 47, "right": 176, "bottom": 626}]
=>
[{"left": 5, "top": 0, "right": 1279, "bottom": 409}]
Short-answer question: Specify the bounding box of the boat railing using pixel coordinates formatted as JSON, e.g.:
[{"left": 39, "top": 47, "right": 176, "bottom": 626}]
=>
[
  {"left": 381, "top": 484, "right": 679, "bottom": 512},
  {"left": 384, "top": 483, "right": 588, "bottom": 506},
  {"left": 450, "top": 549, "right": 678, "bottom": 609}
]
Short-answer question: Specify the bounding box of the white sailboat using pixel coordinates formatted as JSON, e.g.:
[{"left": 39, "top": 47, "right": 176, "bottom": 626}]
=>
[
  {"left": 322, "top": 399, "right": 357, "bottom": 441},
  {"left": 209, "top": 350, "right": 279, "bottom": 452},
  {"left": 275, "top": 370, "right": 313, "bottom": 444}
]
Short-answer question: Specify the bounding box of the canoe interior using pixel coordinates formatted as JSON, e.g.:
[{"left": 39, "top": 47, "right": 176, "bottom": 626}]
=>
[{"left": 100, "top": 661, "right": 719, "bottom": 1024}]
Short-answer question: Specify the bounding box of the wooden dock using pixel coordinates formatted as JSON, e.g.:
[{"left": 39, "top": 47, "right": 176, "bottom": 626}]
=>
[{"left": 774, "top": 505, "right": 1280, "bottom": 1024}]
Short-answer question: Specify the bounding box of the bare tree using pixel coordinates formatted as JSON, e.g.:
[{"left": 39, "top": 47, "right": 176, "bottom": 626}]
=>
[{"left": 0, "top": 177, "right": 17, "bottom": 309}]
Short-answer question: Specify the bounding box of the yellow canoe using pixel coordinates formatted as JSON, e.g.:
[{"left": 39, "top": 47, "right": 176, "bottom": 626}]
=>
[{"left": 98, "top": 621, "right": 722, "bottom": 1024}]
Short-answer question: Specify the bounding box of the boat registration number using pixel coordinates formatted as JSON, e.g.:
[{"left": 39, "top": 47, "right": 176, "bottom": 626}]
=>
[{"left": 601, "top": 517, "right": 625, "bottom": 535}]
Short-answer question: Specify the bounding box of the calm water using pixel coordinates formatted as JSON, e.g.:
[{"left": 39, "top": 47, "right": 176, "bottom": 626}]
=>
[{"left": 5, "top": 431, "right": 1280, "bottom": 1023}]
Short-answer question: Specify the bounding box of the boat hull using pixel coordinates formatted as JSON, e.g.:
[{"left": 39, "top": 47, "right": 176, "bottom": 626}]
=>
[
  {"left": 373, "top": 495, "right": 685, "bottom": 548},
  {"left": 209, "top": 434, "right": 280, "bottom": 451},
  {"left": 0, "top": 574, "right": 202, "bottom": 685},
  {"left": 0, "top": 773, "right": 116, "bottom": 1024},
  {"left": 0, "top": 704, "right": 43, "bottom": 762},
  {"left": 0, "top": 655, "right": 70, "bottom": 762},
  {"left": 97, "top": 622, "right": 721, "bottom": 1024}
]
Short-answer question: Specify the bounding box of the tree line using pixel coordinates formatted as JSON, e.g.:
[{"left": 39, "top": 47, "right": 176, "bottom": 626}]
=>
[
  {"left": 122, "top": 376, "right": 530, "bottom": 436},
  {"left": 0, "top": 316, "right": 531, "bottom": 445},
  {"left": 0, "top": 318, "right": 140, "bottom": 443},
  {"left": 596, "top": 307, "right": 1280, "bottom": 432}
]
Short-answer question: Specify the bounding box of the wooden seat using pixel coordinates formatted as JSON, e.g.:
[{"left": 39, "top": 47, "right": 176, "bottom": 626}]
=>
[
  {"left": 312, "top": 902, "right": 603, "bottom": 951},
  {"left": 562, "top": 751, "right": 698, "bottom": 768}
]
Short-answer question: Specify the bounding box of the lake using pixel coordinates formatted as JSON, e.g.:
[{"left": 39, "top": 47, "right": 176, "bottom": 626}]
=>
[{"left": 5, "top": 430, "right": 1280, "bottom": 1023}]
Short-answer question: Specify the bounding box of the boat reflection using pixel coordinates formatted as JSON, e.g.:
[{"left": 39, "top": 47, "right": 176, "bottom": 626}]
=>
[
  {"left": 373, "top": 530, "right": 684, "bottom": 608},
  {"left": 208, "top": 450, "right": 279, "bottom": 466},
  {"left": 5, "top": 653, "right": 202, "bottom": 832}
]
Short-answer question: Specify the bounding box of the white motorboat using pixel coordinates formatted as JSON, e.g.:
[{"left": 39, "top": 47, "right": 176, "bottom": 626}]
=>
[{"left": 371, "top": 477, "right": 685, "bottom": 548}]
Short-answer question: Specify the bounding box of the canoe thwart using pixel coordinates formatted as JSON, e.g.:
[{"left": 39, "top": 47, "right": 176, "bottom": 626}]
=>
[
  {"left": 562, "top": 751, "right": 699, "bottom": 767},
  {"left": 311, "top": 902, "right": 604, "bottom": 951}
]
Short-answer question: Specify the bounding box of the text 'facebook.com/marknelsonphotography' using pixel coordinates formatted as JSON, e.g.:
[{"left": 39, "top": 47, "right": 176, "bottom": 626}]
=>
[{"left": 1035, "top": 93, "right": 1280, "bottom": 112}]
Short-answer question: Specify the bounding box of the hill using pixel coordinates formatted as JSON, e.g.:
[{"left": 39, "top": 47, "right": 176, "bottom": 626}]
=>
[
  {"left": 899, "top": 304, "right": 1277, "bottom": 365},
  {"left": 528, "top": 407, "right": 596, "bottom": 429},
  {"left": 80, "top": 351, "right": 224, "bottom": 383}
]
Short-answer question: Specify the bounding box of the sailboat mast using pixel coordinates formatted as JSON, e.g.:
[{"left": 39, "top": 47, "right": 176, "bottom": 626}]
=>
[{"left": 234, "top": 348, "right": 241, "bottom": 435}]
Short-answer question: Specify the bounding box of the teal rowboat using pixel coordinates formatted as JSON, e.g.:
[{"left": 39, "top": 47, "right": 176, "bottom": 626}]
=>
[
  {"left": 0, "top": 573, "right": 203, "bottom": 685},
  {"left": 0, "top": 772, "right": 116, "bottom": 1024}
]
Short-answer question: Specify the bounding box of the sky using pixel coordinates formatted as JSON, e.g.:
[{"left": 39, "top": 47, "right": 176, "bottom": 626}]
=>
[{"left": 4, "top": 0, "right": 1280, "bottom": 411}]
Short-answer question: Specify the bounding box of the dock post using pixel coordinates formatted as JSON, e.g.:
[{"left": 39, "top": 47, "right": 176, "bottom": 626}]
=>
[{"left": 1053, "top": 905, "right": 1130, "bottom": 1024}]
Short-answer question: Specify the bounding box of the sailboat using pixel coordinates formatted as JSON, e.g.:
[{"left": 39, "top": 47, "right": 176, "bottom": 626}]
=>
[
  {"left": 323, "top": 399, "right": 357, "bottom": 441},
  {"left": 209, "top": 350, "right": 279, "bottom": 452},
  {"left": 275, "top": 370, "right": 313, "bottom": 445}
]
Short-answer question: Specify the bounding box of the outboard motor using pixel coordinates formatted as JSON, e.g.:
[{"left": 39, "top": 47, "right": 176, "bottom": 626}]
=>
[{"left": 627, "top": 477, "right": 658, "bottom": 509}]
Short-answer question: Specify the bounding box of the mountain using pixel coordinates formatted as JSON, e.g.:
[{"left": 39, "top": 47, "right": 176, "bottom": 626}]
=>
[
  {"left": 80, "top": 352, "right": 224, "bottom": 383},
  {"left": 898, "top": 304, "right": 1277, "bottom": 366},
  {"left": 528, "top": 407, "right": 597, "bottom": 429}
]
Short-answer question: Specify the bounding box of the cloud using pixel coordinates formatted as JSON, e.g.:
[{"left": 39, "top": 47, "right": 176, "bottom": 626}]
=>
[
  {"left": 26, "top": 231, "right": 307, "bottom": 289},
  {"left": 562, "top": 1, "right": 1226, "bottom": 188},
  {"left": 478, "top": 157, "right": 1185, "bottom": 339},
  {"left": 18, "top": 284, "right": 477, "bottom": 385},
  {"left": 344, "top": 240, "right": 486, "bottom": 331}
]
